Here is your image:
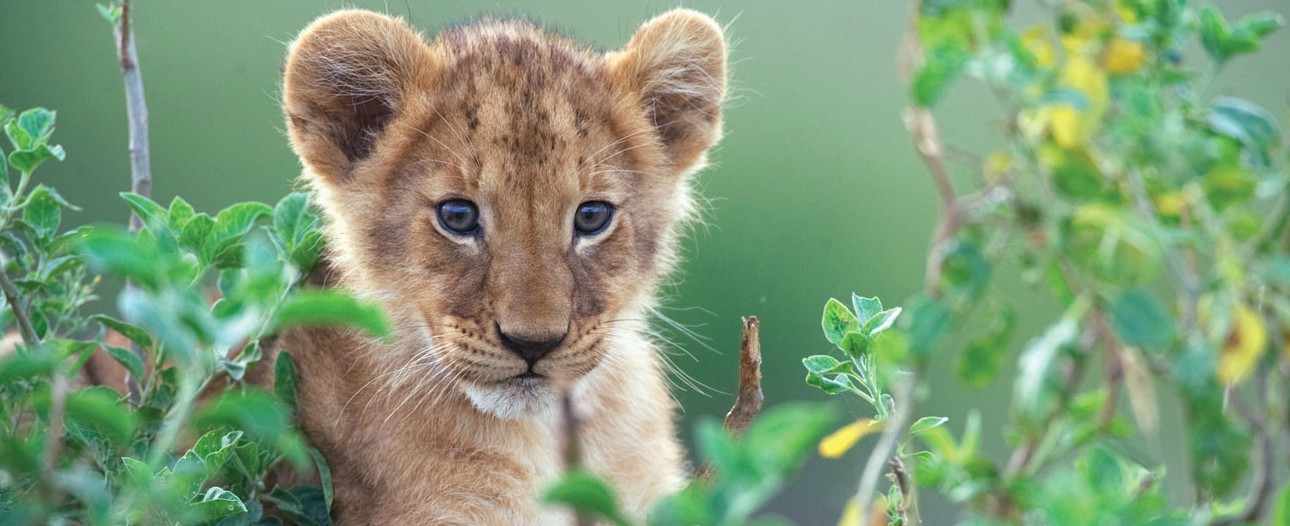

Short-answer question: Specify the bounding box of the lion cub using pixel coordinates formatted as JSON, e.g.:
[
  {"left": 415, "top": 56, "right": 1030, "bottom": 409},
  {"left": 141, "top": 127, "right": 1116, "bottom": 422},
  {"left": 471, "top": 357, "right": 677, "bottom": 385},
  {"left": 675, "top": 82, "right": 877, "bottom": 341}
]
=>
[{"left": 277, "top": 8, "right": 726, "bottom": 524}]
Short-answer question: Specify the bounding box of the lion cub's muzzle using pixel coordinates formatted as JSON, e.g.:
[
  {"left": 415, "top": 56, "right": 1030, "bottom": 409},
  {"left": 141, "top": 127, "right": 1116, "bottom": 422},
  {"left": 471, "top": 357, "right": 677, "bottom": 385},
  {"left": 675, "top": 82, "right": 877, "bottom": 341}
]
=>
[{"left": 495, "top": 321, "right": 568, "bottom": 370}]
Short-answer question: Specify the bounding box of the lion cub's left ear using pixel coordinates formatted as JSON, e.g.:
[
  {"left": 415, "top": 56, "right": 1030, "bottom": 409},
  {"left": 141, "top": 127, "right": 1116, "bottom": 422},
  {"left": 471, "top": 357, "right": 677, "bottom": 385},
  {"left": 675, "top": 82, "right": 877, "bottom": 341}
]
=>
[{"left": 609, "top": 9, "right": 727, "bottom": 174}]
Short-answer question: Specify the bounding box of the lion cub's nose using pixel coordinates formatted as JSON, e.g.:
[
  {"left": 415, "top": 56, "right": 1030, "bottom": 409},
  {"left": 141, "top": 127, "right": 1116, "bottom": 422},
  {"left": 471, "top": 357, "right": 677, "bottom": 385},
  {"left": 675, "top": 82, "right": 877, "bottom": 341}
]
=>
[{"left": 496, "top": 323, "right": 567, "bottom": 366}]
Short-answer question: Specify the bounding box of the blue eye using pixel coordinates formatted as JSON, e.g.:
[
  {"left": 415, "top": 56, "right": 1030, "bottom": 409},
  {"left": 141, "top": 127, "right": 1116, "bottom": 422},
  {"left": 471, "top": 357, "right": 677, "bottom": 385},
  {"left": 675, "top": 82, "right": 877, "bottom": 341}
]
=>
[
  {"left": 437, "top": 199, "right": 480, "bottom": 235},
  {"left": 574, "top": 201, "right": 614, "bottom": 236}
]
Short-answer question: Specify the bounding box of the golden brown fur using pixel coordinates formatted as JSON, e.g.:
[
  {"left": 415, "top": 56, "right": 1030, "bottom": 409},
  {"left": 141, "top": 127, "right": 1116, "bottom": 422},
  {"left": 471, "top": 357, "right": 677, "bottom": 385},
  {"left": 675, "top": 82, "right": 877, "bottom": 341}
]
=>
[{"left": 277, "top": 8, "right": 726, "bottom": 524}]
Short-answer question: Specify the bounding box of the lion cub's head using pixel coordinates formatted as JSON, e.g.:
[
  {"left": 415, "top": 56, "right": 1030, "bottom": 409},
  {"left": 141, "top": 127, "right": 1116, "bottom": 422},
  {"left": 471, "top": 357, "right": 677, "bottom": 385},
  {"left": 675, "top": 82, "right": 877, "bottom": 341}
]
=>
[{"left": 282, "top": 9, "right": 726, "bottom": 417}]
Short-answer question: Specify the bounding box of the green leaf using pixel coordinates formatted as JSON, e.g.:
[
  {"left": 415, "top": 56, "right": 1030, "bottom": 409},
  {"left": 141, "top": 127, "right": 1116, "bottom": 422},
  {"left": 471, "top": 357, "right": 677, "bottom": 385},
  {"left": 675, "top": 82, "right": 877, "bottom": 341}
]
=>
[
  {"left": 739, "top": 402, "right": 837, "bottom": 487},
  {"left": 120, "top": 192, "right": 168, "bottom": 229},
  {"left": 273, "top": 192, "right": 311, "bottom": 242},
  {"left": 270, "top": 290, "right": 391, "bottom": 340},
  {"left": 912, "top": 42, "right": 969, "bottom": 107},
  {"left": 907, "top": 297, "right": 952, "bottom": 361},
  {"left": 1108, "top": 288, "right": 1177, "bottom": 353},
  {"left": 1272, "top": 483, "right": 1290, "bottom": 526},
  {"left": 179, "top": 213, "right": 214, "bottom": 260},
  {"left": 17, "top": 107, "right": 55, "bottom": 142},
  {"left": 543, "top": 470, "right": 630, "bottom": 526},
  {"left": 1199, "top": 6, "right": 1232, "bottom": 63},
  {"left": 91, "top": 314, "right": 154, "bottom": 350},
  {"left": 1208, "top": 97, "right": 1281, "bottom": 166},
  {"left": 1047, "top": 146, "right": 1103, "bottom": 199},
  {"left": 839, "top": 330, "right": 870, "bottom": 359},
  {"left": 308, "top": 446, "right": 334, "bottom": 513},
  {"left": 103, "top": 346, "right": 144, "bottom": 385},
  {"left": 0, "top": 348, "right": 56, "bottom": 383},
  {"left": 4, "top": 118, "right": 32, "bottom": 151},
  {"left": 23, "top": 185, "right": 64, "bottom": 240},
  {"left": 275, "top": 351, "right": 301, "bottom": 411},
  {"left": 852, "top": 294, "right": 883, "bottom": 324},
  {"left": 8, "top": 144, "right": 64, "bottom": 174},
  {"left": 61, "top": 386, "right": 137, "bottom": 445},
  {"left": 194, "top": 390, "right": 289, "bottom": 445},
  {"left": 168, "top": 196, "right": 196, "bottom": 230},
  {"left": 957, "top": 309, "right": 1015, "bottom": 387},
  {"left": 908, "top": 416, "right": 949, "bottom": 436},
  {"left": 1013, "top": 317, "right": 1079, "bottom": 428},
  {"left": 802, "top": 354, "right": 854, "bottom": 375},
  {"left": 190, "top": 487, "right": 248, "bottom": 522},
  {"left": 861, "top": 308, "right": 902, "bottom": 336},
  {"left": 822, "top": 298, "right": 859, "bottom": 346},
  {"left": 212, "top": 201, "right": 272, "bottom": 245},
  {"left": 291, "top": 231, "right": 325, "bottom": 272},
  {"left": 806, "top": 371, "right": 856, "bottom": 395}
]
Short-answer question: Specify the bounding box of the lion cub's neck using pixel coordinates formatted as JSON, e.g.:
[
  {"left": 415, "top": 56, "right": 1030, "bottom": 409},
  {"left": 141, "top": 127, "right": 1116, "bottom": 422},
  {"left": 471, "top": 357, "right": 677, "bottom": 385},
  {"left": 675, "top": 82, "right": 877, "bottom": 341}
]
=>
[{"left": 282, "top": 318, "right": 684, "bottom": 524}]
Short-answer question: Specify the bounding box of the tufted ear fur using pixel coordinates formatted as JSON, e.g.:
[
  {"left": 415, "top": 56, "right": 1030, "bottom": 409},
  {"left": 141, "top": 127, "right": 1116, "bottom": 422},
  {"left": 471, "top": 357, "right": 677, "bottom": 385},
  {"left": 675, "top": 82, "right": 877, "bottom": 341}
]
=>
[
  {"left": 282, "top": 10, "right": 431, "bottom": 183},
  {"left": 609, "top": 9, "right": 727, "bottom": 173}
]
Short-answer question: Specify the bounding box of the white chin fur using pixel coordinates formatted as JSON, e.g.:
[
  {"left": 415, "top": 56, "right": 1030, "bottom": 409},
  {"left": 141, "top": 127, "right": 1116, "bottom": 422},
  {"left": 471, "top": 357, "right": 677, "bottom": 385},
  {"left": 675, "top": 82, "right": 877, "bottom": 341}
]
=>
[{"left": 463, "top": 378, "right": 557, "bottom": 420}]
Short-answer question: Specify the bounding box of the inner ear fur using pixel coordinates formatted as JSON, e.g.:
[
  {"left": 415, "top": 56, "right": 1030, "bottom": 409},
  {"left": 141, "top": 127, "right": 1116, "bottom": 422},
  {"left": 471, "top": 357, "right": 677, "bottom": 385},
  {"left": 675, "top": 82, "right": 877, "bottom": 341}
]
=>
[
  {"left": 283, "top": 10, "right": 431, "bottom": 182},
  {"left": 609, "top": 9, "right": 728, "bottom": 173}
]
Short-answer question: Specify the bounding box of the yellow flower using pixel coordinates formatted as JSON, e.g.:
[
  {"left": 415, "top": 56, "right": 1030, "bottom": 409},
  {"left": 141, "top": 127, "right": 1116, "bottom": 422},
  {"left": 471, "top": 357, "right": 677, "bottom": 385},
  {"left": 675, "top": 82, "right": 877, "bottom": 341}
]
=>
[
  {"left": 1218, "top": 303, "right": 1268, "bottom": 384},
  {"left": 819, "top": 418, "right": 882, "bottom": 459},
  {"left": 1103, "top": 37, "right": 1146, "bottom": 75}
]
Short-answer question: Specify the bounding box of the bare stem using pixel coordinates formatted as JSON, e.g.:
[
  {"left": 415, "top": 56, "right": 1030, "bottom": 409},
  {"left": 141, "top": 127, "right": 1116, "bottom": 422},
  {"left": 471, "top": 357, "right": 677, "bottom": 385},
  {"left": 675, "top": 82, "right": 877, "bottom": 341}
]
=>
[
  {"left": 0, "top": 256, "right": 39, "bottom": 346},
  {"left": 110, "top": 0, "right": 150, "bottom": 403},
  {"left": 854, "top": 377, "right": 916, "bottom": 523},
  {"left": 890, "top": 455, "right": 920, "bottom": 526},
  {"left": 114, "top": 0, "right": 151, "bottom": 221},
  {"left": 557, "top": 388, "right": 594, "bottom": 526}
]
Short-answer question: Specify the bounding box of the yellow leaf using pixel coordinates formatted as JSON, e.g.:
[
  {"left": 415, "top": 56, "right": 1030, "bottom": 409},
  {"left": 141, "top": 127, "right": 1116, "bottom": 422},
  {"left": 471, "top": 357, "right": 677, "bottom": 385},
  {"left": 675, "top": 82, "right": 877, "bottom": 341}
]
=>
[
  {"left": 1217, "top": 303, "right": 1268, "bottom": 384},
  {"left": 1049, "top": 105, "right": 1085, "bottom": 149},
  {"left": 1021, "top": 25, "right": 1056, "bottom": 68},
  {"left": 1061, "top": 57, "right": 1109, "bottom": 114},
  {"left": 819, "top": 418, "right": 882, "bottom": 459},
  {"left": 837, "top": 498, "right": 862, "bottom": 526},
  {"left": 1103, "top": 37, "right": 1146, "bottom": 75},
  {"left": 1154, "top": 190, "right": 1187, "bottom": 217}
]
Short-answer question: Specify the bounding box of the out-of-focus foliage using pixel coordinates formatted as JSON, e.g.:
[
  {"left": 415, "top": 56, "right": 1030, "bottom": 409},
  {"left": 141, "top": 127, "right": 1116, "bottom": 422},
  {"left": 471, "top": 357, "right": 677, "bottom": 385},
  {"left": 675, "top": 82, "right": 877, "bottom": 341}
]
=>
[
  {"left": 805, "top": 0, "right": 1289, "bottom": 524},
  {"left": 0, "top": 106, "right": 387, "bottom": 525}
]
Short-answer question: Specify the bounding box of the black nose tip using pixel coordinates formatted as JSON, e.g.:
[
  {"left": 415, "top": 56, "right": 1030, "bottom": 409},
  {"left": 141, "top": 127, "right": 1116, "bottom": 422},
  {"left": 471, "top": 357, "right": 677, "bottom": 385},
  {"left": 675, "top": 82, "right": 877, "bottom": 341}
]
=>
[{"left": 497, "top": 324, "right": 567, "bottom": 366}]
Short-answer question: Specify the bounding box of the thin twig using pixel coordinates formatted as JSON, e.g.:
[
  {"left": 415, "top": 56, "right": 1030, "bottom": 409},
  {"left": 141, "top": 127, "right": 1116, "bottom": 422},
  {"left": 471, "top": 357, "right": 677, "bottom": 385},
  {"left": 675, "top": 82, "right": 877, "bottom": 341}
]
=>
[
  {"left": 114, "top": 0, "right": 151, "bottom": 220},
  {"left": 853, "top": 377, "right": 915, "bottom": 523},
  {"left": 558, "top": 388, "right": 594, "bottom": 526},
  {"left": 0, "top": 256, "right": 39, "bottom": 346},
  {"left": 889, "top": 455, "right": 919, "bottom": 526},
  {"left": 905, "top": 108, "right": 962, "bottom": 298},
  {"left": 111, "top": 0, "right": 151, "bottom": 403}
]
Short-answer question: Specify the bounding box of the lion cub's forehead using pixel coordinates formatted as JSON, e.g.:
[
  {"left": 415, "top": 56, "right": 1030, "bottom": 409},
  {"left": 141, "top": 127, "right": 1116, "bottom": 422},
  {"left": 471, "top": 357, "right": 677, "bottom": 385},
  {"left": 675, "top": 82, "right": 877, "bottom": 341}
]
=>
[{"left": 417, "top": 21, "right": 625, "bottom": 193}]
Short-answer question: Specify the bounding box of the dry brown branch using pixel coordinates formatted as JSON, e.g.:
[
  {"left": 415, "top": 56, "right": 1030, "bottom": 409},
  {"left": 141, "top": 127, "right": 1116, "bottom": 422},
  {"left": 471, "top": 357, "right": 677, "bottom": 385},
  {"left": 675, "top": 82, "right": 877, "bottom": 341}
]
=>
[
  {"left": 723, "top": 316, "right": 764, "bottom": 436},
  {"left": 696, "top": 316, "right": 765, "bottom": 483}
]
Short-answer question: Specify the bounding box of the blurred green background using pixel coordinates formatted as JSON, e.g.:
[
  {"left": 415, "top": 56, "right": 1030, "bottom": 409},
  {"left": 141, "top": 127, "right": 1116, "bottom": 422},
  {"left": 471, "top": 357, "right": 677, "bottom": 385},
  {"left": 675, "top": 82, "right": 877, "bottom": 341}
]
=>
[{"left": 2, "top": 1, "right": 1287, "bottom": 523}]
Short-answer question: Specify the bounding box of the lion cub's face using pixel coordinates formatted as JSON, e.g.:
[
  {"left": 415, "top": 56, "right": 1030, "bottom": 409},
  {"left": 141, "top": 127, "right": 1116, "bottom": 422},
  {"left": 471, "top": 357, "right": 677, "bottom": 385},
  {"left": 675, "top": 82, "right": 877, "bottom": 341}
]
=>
[{"left": 283, "top": 10, "right": 725, "bottom": 417}]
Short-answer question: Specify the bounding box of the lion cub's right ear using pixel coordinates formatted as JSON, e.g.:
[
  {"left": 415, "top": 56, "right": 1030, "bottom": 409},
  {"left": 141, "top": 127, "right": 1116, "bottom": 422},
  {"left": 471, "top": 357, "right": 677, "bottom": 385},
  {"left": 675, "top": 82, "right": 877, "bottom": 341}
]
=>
[{"left": 283, "top": 10, "right": 432, "bottom": 183}]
